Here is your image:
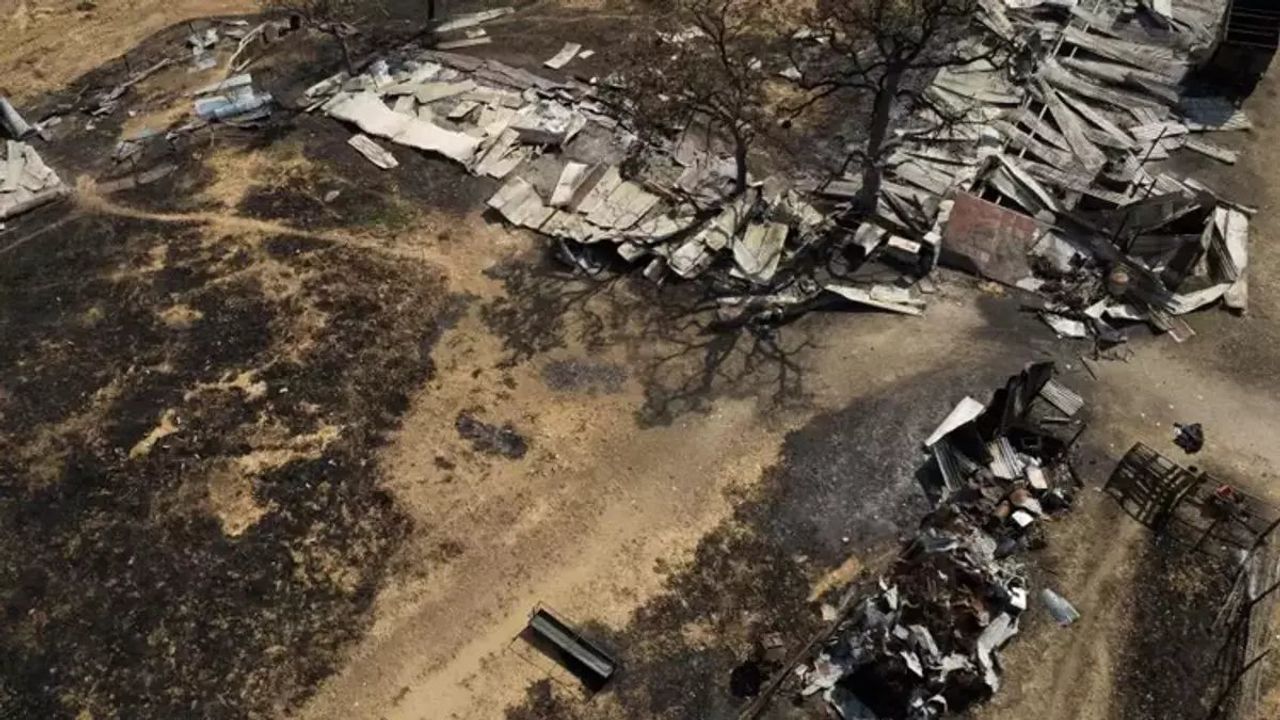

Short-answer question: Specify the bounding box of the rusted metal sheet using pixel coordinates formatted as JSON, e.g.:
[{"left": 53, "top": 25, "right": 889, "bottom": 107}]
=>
[{"left": 940, "top": 192, "right": 1042, "bottom": 286}]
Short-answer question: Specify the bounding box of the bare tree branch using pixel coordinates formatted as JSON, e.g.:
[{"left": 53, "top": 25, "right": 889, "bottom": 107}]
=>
[
  {"left": 260, "top": 0, "right": 378, "bottom": 75},
  {"left": 784, "top": 0, "right": 1003, "bottom": 213},
  {"left": 609, "top": 0, "right": 776, "bottom": 197}
]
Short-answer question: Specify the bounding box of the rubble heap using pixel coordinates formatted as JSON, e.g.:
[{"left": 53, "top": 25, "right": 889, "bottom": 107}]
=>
[
  {"left": 799, "top": 363, "right": 1085, "bottom": 719},
  {"left": 304, "top": 0, "right": 1253, "bottom": 337},
  {"left": 845, "top": 0, "right": 1253, "bottom": 343},
  {"left": 304, "top": 43, "right": 836, "bottom": 295}
]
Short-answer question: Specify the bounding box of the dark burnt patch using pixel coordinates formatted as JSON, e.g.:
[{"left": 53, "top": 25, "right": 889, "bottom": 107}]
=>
[
  {"left": 455, "top": 411, "right": 529, "bottom": 459},
  {"left": 238, "top": 170, "right": 345, "bottom": 230},
  {"left": 0, "top": 206, "right": 463, "bottom": 718},
  {"left": 541, "top": 359, "right": 627, "bottom": 395},
  {"left": 1111, "top": 535, "right": 1236, "bottom": 720}
]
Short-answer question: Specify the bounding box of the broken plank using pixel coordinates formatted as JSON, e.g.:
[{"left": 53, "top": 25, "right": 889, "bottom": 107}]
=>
[
  {"left": 1035, "top": 80, "right": 1107, "bottom": 171},
  {"left": 1022, "top": 160, "right": 1128, "bottom": 205},
  {"left": 824, "top": 283, "right": 924, "bottom": 316},
  {"left": 437, "top": 37, "right": 493, "bottom": 49},
  {"left": 347, "top": 133, "right": 399, "bottom": 169},
  {"left": 1041, "top": 60, "right": 1164, "bottom": 118},
  {"left": 994, "top": 120, "right": 1081, "bottom": 172},
  {"left": 436, "top": 7, "right": 514, "bottom": 32},
  {"left": 1005, "top": 107, "right": 1071, "bottom": 152},
  {"left": 1055, "top": 89, "right": 1136, "bottom": 148},
  {"left": 1060, "top": 26, "right": 1188, "bottom": 82},
  {"left": 1183, "top": 138, "right": 1239, "bottom": 164},
  {"left": 1058, "top": 56, "right": 1180, "bottom": 104},
  {"left": 550, "top": 161, "right": 591, "bottom": 207},
  {"left": 543, "top": 42, "right": 582, "bottom": 70}
]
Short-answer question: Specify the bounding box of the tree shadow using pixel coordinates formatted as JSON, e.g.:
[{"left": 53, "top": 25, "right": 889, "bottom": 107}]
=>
[
  {"left": 479, "top": 248, "right": 820, "bottom": 427},
  {"left": 632, "top": 310, "right": 818, "bottom": 428}
]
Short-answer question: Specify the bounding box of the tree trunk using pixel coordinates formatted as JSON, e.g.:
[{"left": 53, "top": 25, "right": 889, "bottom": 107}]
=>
[
  {"left": 335, "top": 32, "right": 355, "bottom": 76},
  {"left": 732, "top": 133, "right": 749, "bottom": 196},
  {"left": 857, "top": 69, "right": 902, "bottom": 215}
]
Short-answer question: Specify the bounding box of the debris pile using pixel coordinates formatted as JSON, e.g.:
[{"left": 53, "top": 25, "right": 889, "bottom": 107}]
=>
[
  {"left": 302, "top": 0, "right": 1256, "bottom": 335},
  {"left": 843, "top": 0, "right": 1255, "bottom": 342},
  {"left": 1, "top": 141, "right": 68, "bottom": 221},
  {"left": 305, "top": 45, "right": 834, "bottom": 295},
  {"left": 799, "top": 363, "right": 1085, "bottom": 718}
]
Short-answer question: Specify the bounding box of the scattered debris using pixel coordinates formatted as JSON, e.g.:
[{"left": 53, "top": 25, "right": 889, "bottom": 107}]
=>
[
  {"left": 294, "top": 3, "right": 1252, "bottom": 336},
  {"left": 837, "top": 0, "right": 1255, "bottom": 341},
  {"left": 188, "top": 26, "right": 220, "bottom": 71},
  {"left": 1174, "top": 422, "right": 1205, "bottom": 454},
  {"left": 90, "top": 57, "right": 173, "bottom": 116},
  {"left": 305, "top": 47, "right": 830, "bottom": 305},
  {"left": 798, "top": 363, "right": 1085, "bottom": 718},
  {"left": 1042, "top": 312, "right": 1089, "bottom": 339},
  {"left": 455, "top": 411, "right": 528, "bottom": 459}
]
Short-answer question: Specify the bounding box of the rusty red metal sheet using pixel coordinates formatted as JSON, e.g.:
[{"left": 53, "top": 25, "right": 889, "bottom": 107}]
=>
[{"left": 941, "top": 192, "right": 1043, "bottom": 286}]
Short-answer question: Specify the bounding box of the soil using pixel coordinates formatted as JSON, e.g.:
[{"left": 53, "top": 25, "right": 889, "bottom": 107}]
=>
[{"left": 3, "top": 3, "right": 1280, "bottom": 720}]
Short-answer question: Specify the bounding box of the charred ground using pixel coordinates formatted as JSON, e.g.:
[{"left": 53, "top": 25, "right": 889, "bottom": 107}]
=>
[{"left": 0, "top": 189, "right": 463, "bottom": 717}]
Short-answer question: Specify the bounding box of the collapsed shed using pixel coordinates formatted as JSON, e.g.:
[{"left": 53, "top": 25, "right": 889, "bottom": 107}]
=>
[
  {"left": 299, "top": 0, "right": 1255, "bottom": 340},
  {"left": 839, "top": 0, "right": 1257, "bottom": 342},
  {"left": 796, "top": 363, "right": 1086, "bottom": 719}
]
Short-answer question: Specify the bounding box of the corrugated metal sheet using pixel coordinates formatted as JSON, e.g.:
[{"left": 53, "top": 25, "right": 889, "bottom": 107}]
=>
[
  {"left": 940, "top": 192, "right": 1043, "bottom": 286},
  {"left": 987, "top": 437, "right": 1026, "bottom": 480},
  {"left": 1039, "top": 379, "right": 1085, "bottom": 416},
  {"left": 933, "top": 438, "right": 964, "bottom": 493}
]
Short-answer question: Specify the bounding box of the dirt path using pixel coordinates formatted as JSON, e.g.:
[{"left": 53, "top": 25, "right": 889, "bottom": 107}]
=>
[
  {"left": 72, "top": 176, "right": 429, "bottom": 255},
  {"left": 298, "top": 290, "right": 1006, "bottom": 720}
]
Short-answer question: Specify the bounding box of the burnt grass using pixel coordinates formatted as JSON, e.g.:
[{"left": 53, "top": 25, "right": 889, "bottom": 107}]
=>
[
  {"left": 0, "top": 205, "right": 463, "bottom": 717},
  {"left": 1113, "top": 534, "right": 1237, "bottom": 720}
]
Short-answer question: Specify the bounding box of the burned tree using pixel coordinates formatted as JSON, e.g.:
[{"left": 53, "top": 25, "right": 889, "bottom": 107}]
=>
[
  {"left": 789, "top": 0, "right": 995, "bottom": 212},
  {"left": 613, "top": 0, "right": 773, "bottom": 197},
  {"left": 260, "top": 0, "right": 371, "bottom": 75}
]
